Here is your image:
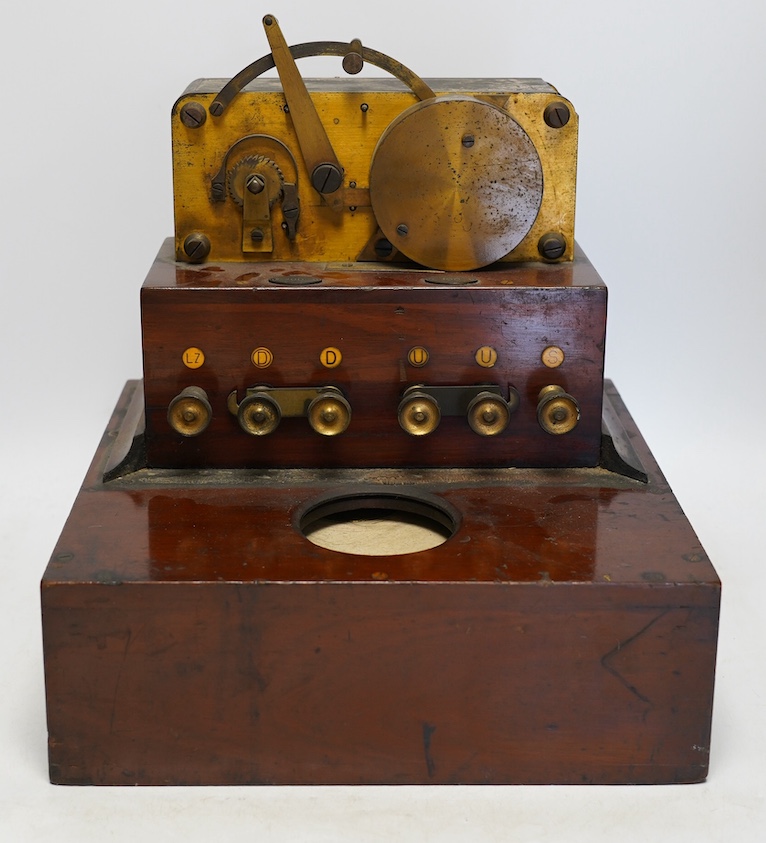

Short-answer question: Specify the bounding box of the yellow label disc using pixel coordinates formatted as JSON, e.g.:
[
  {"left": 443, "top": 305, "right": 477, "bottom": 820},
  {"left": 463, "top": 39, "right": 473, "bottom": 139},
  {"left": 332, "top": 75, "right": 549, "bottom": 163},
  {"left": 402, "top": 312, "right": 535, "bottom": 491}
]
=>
[
  {"left": 320, "top": 347, "right": 343, "bottom": 368},
  {"left": 251, "top": 346, "right": 274, "bottom": 368},
  {"left": 474, "top": 346, "right": 497, "bottom": 368},
  {"left": 407, "top": 346, "right": 430, "bottom": 367},
  {"left": 182, "top": 347, "right": 205, "bottom": 369},
  {"left": 542, "top": 345, "right": 565, "bottom": 368}
]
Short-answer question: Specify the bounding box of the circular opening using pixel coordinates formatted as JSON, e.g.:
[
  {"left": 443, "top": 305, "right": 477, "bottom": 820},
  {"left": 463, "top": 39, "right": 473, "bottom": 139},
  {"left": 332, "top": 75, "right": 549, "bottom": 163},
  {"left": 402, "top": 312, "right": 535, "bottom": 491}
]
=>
[{"left": 298, "top": 490, "right": 459, "bottom": 556}]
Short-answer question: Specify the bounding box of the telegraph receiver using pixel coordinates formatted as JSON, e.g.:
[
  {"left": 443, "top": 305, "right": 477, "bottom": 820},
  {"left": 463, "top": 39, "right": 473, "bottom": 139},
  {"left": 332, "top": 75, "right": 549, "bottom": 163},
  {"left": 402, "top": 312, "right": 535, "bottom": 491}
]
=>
[
  {"left": 173, "top": 14, "right": 576, "bottom": 269},
  {"left": 143, "top": 15, "right": 596, "bottom": 471},
  {"left": 42, "top": 16, "right": 719, "bottom": 787}
]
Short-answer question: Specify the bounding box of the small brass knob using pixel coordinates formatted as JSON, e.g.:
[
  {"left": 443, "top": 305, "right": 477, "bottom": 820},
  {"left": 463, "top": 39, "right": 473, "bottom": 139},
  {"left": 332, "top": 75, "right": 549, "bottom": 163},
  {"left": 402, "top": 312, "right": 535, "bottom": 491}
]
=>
[
  {"left": 167, "top": 386, "right": 212, "bottom": 437},
  {"left": 308, "top": 388, "right": 352, "bottom": 436},
  {"left": 398, "top": 390, "right": 441, "bottom": 436},
  {"left": 467, "top": 392, "right": 511, "bottom": 437},
  {"left": 537, "top": 385, "right": 580, "bottom": 435},
  {"left": 238, "top": 391, "right": 281, "bottom": 436}
]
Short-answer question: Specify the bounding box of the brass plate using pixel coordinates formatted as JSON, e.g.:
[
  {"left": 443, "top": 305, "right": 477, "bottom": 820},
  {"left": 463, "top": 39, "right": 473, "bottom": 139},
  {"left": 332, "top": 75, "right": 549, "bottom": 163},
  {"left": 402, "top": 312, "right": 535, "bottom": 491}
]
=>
[
  {"left": 370, "top": 96, "right": 543, "bottom": 270},
  {"left": 172, "top": 81, "right": 577, "bottom": 265}
]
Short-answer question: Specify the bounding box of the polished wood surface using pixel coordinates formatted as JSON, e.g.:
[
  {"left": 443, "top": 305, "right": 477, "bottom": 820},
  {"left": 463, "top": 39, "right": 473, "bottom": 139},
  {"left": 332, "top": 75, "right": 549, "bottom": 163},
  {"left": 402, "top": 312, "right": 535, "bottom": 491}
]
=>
[
  {"left": 41, "top": 381, "right": 719, "bottom": 785},
  {"left": 142, "top": 240, "right": 607, "bottom": 469}
]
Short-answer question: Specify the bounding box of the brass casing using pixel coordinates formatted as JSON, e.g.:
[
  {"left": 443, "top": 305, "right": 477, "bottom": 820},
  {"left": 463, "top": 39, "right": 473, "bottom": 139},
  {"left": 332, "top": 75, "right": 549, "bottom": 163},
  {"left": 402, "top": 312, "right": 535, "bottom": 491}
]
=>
[{"left": 172, "top": 78, "right": 578, "bottom": 265}]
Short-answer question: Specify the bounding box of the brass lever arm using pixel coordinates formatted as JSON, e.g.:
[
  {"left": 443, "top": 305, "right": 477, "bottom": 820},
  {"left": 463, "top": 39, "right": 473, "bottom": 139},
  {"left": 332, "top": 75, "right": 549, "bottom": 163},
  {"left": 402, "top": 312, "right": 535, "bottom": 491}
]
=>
[
  {"left": 210, "top": 42, "right": 434, "bottom": 116},
  {"left": 263, "top": 14, "right": 344, "bottom": 209}
]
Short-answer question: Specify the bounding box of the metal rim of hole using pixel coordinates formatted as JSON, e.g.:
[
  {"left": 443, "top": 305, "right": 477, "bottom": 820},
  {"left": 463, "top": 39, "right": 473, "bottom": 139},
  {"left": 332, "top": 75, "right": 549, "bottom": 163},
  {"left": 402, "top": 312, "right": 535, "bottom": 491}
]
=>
[{"left": 297, "top": 488, "right": 460, "bottom": 556}]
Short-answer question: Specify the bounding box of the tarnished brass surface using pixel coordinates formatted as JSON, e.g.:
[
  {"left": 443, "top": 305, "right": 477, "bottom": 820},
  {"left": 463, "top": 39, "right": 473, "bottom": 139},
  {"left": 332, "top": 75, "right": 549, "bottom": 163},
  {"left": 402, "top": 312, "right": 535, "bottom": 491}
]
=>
[
  {"left": 209, "top": 40, "right": 435, "bottom": 118},
  {"left": 166, "top": 386, "right": 212, "bottom": 437},
  {"left": 263, "top": 16, "right": 345, "bottom": 211},
  {"left": 466, "top": 392, "right": 512, "bottom": 437},
  {"left": 537, "top": 385, "right": 580, "bottom": 435},
  {"left": 173, "top": 79, "right": 576, "bottom": 266},
  {"left": 398, "top": 390, "right": 441, "bottom": 436},
  {"left": 228, "top": 385, "right": 352, "bottom": 436},
  {"left": 370, "top": 96, "right": 543, "bottom": 270},
  {"left": 307, "top": 388, "right": 352, "bottom": 436},
  {"left": 237, "top": 391, "right": 282, "bottom": 436},
  {"left": 172, "top": 17, "right": 577, "bottom": 266}
]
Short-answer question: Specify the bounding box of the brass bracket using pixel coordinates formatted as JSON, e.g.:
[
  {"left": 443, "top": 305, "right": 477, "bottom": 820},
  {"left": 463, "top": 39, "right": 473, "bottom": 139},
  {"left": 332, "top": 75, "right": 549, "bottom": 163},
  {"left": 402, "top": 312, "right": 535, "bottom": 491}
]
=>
[
  {"left": 228, "top": 385, "right": 351, "bottom": 436},
  {"left": 405, "top": 384, "right": 519, "bottom": 417},
  {"left": 398, "top": 384, "right": 520, "bottom": 437}
]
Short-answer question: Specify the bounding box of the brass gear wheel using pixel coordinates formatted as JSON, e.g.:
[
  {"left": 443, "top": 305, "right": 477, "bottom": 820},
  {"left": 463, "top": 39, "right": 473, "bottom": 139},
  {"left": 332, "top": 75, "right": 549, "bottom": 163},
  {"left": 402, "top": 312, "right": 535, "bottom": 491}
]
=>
[{"left": 227, "top": 154, "right": 284, "bottom": 206}]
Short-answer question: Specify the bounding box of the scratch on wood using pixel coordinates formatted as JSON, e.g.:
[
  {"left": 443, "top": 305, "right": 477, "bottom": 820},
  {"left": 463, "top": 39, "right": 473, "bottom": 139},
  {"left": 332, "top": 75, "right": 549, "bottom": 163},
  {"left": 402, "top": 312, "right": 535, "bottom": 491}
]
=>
[
  {"left": 601, "top": 609, "right": 671, "bottom": 704},
  {"left": 110, "top": 628, "right": 134, "bottom": 733},
  {"left": 422, "top": 722, "right": 437, "bottom": 778}
]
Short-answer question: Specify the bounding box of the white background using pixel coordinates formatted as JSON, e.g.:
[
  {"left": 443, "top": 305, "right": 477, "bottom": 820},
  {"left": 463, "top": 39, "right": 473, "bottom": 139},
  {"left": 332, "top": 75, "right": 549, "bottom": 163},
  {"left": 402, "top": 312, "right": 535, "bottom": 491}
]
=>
[{"left": 2, "top": 0, "right": 765, "bottom": 839}]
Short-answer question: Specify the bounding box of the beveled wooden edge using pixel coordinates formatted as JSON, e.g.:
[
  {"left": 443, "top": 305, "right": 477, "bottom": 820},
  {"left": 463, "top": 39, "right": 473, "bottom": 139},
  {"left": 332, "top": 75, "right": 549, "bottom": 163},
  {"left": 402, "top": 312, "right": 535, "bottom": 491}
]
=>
[{"left": 98, "top": 380, "right": 650, "bottom": 491}]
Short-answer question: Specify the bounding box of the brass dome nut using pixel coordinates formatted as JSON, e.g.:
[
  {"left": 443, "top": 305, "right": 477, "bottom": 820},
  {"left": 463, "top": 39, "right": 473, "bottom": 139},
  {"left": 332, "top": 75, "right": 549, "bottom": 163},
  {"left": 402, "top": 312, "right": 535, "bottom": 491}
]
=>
[
  {"left": 308, "top": 389, "right": 352, "bottom": 436},
  {"left": 398, "top": 390, "right": 441, "bottom": 436},
  {"left": 537, "top": 385, "right": 580, "bottom": 435},
  {"left": 167, "top": 386, "right": 212, "bottom": 437},
  {"left": 238, "top": 391, "right": 281, "bottom": 436},
  {"left": 183, "top": 232, "right": 211, "bottom": 263},
  {"left": 467, "top": 392, "right": 511, "bottom": 437}
]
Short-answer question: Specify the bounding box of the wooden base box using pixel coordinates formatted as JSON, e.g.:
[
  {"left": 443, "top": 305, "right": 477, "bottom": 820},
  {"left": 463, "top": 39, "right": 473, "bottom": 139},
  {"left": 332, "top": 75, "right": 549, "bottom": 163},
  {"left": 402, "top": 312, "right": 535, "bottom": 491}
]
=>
[{"left": 41, "top": 381, "right": 719, "bottom": 785}]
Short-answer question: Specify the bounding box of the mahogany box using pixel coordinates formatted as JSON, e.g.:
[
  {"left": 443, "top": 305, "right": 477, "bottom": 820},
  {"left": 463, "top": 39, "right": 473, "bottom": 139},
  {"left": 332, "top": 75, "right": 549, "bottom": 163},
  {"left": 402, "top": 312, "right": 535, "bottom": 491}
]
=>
[{"left": 41, "top": 380, "right": 719, "bottom": 785}]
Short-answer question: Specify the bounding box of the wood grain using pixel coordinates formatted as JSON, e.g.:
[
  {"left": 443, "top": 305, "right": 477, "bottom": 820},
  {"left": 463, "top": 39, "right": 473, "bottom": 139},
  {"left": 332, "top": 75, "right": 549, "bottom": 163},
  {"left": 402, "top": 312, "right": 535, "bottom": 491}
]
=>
[{"left": 41, "top": 381, "right": 719, "bottom": 785}]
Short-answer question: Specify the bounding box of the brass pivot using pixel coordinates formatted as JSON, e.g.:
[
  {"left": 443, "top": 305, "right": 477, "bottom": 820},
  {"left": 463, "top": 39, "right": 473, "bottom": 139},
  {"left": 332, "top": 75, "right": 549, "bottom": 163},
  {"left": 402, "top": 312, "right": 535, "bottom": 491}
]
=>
[
  {"left": 398, "top": 389, "right": 441, "bottom": 436},
  {"left": 237, "top": 391, "right": 282, "bottom": 436},
  {"left": 467, "top": 392, "right": 511, "bottom": 437},
  {"left": 167, "top": 386, "right": 212, "bottom": 437},
  {"left": 537, "top": 385, "right": 580, "bottom": 435},
  {"left": 307, "top": 387, "right": 352, "bottom": 436}
]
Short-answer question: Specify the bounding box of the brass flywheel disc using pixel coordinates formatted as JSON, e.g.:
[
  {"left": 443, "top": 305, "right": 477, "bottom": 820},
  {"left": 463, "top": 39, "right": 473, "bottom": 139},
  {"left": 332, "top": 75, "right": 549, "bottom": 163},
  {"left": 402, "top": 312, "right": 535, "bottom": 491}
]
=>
[{"left": 369, "top": 96, "right": 543, "bottom": 271}]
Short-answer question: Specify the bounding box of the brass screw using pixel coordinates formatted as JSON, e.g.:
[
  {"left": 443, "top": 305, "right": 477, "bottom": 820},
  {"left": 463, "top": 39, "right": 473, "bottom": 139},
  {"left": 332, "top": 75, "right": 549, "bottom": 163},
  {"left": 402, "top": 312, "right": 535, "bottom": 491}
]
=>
[
  {"left": 544, "top": 101, "right": 571, "bottom": 129},
  {"left": 183, "top": 233, "right": 211, "bottom": 263},
  {"left": 538, "top": 232, "right": 567, "bottom": 261},
  {"left": 180, "top": 102, "right": 207, "bottom": 128},
  {"left": 311, "top": 163, "right": 343, "bottom": 194}
]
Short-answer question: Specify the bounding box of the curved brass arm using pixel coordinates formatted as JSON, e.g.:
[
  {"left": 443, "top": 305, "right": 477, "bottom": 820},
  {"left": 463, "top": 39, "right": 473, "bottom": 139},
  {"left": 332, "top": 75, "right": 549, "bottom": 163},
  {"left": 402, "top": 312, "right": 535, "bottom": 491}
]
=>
[{"left": 209, "top": 35, "right": 434, "bottom": 118}]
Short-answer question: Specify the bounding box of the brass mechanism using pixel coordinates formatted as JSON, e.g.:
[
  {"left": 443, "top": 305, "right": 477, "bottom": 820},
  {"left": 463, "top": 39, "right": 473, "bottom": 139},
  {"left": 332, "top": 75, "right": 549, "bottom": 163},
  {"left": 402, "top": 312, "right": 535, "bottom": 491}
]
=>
[
  {"left": 228, "top": 385, "right": 352, "bottom": 436},
  {"left": 172, "top": 16, "right": 577, "bottom": 267},
  {"left": 537, "top": 385, "right": 580, "bottom": 435},
  {"left": 167, "top": 386, "right": 212, "bottom": 437}
]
